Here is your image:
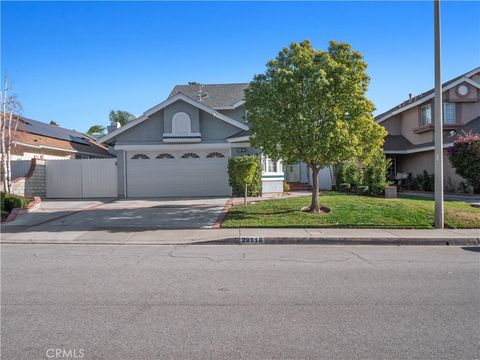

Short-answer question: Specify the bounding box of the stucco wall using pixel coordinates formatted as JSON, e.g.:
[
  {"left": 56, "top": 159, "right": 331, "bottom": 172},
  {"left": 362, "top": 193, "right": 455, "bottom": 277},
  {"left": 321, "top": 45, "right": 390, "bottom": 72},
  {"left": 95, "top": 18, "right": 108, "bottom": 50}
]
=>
[
  {"left": 200, "top": 111, "right": 242, "bottom": 142},
  {"left": 115, "top": 111, "right": 165, "bottom": 144},
  {"left": 400, "top": 106, "right": 433, "bottom": 144},
  {"left": 262, "top": 179, "right": 283, "bottom": 193},
  {"left": 218, "top": 106, "right": 246, "bottom": 124},
  {"left": 381, "top": 116, "right": 401, "bottom": 136},
  {"left": 163, "top": 100, "right": 200, "bottom": 134}
]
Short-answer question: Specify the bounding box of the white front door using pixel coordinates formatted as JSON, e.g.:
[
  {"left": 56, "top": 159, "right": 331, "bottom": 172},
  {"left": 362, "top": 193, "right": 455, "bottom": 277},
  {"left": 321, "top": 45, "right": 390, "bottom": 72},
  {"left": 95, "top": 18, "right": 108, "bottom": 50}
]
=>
[
  {"left": 285, "top": 164, "right": 300, "bottom": 182},
  {"left": 126, "top": 149, "right": 231, "bottom": 197}
]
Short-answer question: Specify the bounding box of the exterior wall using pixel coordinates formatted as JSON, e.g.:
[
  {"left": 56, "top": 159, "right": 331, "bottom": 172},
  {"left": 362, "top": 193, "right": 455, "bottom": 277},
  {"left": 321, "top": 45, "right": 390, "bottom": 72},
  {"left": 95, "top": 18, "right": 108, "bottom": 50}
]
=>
[
  {"left": 218, "top": 106, "right": 246, "bottom": 124},
  {"left": 11, "top": 146, "right": 73, "bottom": 160},
  {"left": 381, "top": 116, "right": 401, "bottom": 135},
  {"left": 2, "top": 159, "right": 46, "bottom": 198},
  {"left": 115, "top": 111, "right": 165, "bottom": 144},
  {"left": 262, "top": 179, "right": 283, "bottom": 193},
  {"left": 459, "top": 100, "right": 480, "bottom": 124},
  {"left": 400, "top": 106, "right": 433, "bottom": 144},
  {"left": 163, "top": 100, "right": 200, "bottom": 134},
  {"left": 397, "top": 150, "right": 464, "bottom": 189},
  {"left": 115, "top": 150, "right": 125, "bottom": 197},
  {"left": 200, "top": 111, "right": 242, "bottom": 142}
]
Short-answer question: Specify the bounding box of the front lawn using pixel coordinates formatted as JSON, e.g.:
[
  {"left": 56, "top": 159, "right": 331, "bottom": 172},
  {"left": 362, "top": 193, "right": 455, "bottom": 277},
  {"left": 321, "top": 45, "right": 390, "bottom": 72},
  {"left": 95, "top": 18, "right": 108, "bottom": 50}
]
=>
[{"left": 221, "top": 192, "right": 480, "bottom": 229}]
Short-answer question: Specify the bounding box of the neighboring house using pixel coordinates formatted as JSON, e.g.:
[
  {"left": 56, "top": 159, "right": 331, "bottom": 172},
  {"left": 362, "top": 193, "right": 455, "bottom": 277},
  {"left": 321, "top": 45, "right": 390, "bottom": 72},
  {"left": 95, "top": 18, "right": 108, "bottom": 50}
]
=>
[
  {"left": 377, "top": 67, "right": 480, "bottom": 189},
  {"left": 6, "top": 115, "right": 112, "bottom": 160},
  {"left": 100, "top": 84, "right": 284, "bottom": 197}
]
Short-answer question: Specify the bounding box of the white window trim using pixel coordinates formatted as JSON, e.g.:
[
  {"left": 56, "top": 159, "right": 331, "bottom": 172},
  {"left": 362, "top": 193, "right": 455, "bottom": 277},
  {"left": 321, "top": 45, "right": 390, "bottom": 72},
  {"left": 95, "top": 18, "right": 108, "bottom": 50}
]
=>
[{"left": 261, "top": 156, "right": 284, "bottom": 176}]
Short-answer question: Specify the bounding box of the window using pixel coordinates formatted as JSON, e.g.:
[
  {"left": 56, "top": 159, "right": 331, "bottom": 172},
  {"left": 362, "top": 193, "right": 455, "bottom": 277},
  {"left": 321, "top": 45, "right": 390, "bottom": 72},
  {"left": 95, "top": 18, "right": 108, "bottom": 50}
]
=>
[
  {"left": 131, "top": 154, "right": 150, "bottom": 159},
  {"left": 443, "top": 103, "right": 456, "bottom": 124},
  {"left": 181, "top": 153, "right": 199, "bottom": 158},
  {"left": 156, "top": 153, "right": 174, "bottom": 159},
  {"left": 420, "top": 104, "right": 432, "bottom": 126},
  {"left": 206, "top": 152, "right": 225, "bottom": 158},
  {"left": 262, "top": 156, "right": 279, "bottom": 173},
  {"left": 172, "top": 112, "right": 191, "bottom": 134}
]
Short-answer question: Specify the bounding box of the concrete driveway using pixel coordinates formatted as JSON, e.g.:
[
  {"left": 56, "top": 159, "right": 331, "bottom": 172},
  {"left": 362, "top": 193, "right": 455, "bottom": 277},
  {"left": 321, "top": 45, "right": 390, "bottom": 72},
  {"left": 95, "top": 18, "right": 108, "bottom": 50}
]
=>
[{"left": 3, "top": 197, "right": 229, "bottom": 230}]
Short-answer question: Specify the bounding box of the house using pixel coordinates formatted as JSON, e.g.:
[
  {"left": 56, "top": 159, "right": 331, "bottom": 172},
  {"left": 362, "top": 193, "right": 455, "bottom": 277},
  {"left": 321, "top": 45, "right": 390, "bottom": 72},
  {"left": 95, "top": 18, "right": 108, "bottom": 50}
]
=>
[
  {"left": 6, "top": 114, "right": 112, "bottom": 160},
  {"left": 100, "top": 84, "right": 284, "bottom": 197},
  {"left": 376, "top": 67, "right": 480, "bottom": 189}
]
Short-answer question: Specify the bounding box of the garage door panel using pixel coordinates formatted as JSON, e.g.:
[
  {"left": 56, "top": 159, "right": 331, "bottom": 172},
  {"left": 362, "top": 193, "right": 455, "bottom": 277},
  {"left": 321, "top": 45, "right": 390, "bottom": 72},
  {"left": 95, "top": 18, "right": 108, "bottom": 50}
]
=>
[{"left": 126, "top": 150, "right": 231, "bottom": 197}]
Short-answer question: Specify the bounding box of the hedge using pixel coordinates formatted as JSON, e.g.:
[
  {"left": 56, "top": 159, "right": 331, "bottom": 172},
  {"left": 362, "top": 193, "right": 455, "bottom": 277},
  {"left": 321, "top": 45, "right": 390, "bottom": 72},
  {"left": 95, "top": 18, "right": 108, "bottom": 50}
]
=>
[
  {"left": 0, "top": 192, "right": 29, "bottom": 215},
  {"left": 227, "top": 155, "right": 262, "bottom": 197}
]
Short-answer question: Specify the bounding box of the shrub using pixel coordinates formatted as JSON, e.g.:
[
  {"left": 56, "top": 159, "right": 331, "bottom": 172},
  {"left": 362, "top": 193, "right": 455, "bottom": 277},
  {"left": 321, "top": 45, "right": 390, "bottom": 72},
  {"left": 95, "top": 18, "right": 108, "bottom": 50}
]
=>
[
  {"left": 414, "top": 170, "right": 434, "bottom": 192},
  {"left": 336, "top": 161, "right": 363, "bottom": 188},
  {"left": 356, "top": 185, "right": 369, "bottom": 195},
  {"left": 283, "top": 181, "right": 290, "bottom": 193},
  {"left": 0, "top": 192, "right": 29, "bottom": 214},
  {"left": 339, "top": 183, "right": 351, "bottom": 192},
  {"left": 448, "top": 132, "right": 480, "bottom": 193},
  {"left": 363, "top": 152, "right": 391, "bottom": 196},
  {"left": 227, "top": 155, "right": 262, "bottom": 197}
]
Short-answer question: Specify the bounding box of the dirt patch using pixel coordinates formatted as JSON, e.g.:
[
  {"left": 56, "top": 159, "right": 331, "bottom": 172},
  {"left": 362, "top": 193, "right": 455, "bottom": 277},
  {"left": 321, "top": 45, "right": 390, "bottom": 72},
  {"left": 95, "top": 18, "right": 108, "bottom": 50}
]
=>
[{"left": 300, "top": 206, "right": 331, "bottom": 214}]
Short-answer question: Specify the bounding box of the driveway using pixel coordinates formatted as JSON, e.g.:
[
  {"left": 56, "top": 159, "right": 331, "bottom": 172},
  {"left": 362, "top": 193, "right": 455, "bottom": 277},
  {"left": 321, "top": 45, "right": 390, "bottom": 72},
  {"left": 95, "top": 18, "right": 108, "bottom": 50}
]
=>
[{"left": 3, "top": 198, "right": 229, "bottom": 230}]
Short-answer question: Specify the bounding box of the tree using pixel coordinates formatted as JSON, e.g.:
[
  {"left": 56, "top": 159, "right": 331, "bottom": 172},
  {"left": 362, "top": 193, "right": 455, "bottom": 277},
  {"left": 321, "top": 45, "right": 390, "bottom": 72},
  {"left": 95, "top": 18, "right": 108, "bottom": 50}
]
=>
[
  {"left": 1, "top": 76, "right": 23, "bottom": 193},
  {"left": 87, "top": 124, "right": 106, "bottom": 137},
  {"left": 448, "top": 132, "right": 480, "bottom": 193},
  {"left": 228, "top": 156, "right": 259, "bottom": 205},
  {"left": 49, "top": 120, "right": 59, "bottom": 126},
  {"left": 245, "top": 40, "right": 387, "bottom": 212},
  {"left": 109, "top": 110, "right": 135, "bottom": 126}
]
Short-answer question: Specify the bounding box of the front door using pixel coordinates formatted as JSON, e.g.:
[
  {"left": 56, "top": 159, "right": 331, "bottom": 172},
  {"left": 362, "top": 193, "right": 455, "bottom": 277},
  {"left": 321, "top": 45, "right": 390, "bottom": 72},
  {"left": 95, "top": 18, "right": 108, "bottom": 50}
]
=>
[{"left": 285, "top": 164, "right": 300, "bottom": 182}]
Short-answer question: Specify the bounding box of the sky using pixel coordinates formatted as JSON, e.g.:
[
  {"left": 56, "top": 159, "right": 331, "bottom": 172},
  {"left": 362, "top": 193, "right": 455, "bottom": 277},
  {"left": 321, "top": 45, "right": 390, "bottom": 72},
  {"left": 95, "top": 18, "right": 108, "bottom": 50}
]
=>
[{"left": 1, "top": 1, "right": 479, "bottom": 133}]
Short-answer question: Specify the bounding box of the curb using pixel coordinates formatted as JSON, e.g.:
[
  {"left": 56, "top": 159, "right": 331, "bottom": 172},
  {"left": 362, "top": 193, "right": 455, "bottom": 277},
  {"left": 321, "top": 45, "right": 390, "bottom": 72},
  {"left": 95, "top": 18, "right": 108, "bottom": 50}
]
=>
[
  {"left": 1, "top": 237, "right": 478, "bottom": 246},
  {"left": 3, "top": 196, "right": 43, "bottom": 223},
  {"left": 212, "top": 198, "right": 234, "bottom": 229}
]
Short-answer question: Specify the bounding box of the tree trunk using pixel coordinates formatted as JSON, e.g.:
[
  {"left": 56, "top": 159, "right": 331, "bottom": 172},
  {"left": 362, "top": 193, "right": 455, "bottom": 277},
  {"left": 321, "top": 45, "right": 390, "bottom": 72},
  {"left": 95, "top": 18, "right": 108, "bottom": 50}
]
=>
[
  {"left": 244, "top": 182, "right": 248, "bottom": 206},
  {"left": 309, "top": 165, "right": 320, "bottom": 212}
]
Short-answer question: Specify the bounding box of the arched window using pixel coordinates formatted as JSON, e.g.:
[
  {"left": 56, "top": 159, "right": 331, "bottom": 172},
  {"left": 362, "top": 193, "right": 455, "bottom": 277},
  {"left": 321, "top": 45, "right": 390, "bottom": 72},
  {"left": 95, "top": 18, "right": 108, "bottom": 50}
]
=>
[
  {"left": 181, "top": 153, "right": 200, "bottom": 159},
  {"left": 156, "top": 153, "right": 175, "bottom": 159},
  {"left": 206, "top": 152, "right": 225, "bottom": 158},
  {"left": 131, "top": 154, "right": 150, "bottom": 159},
  {"left": 172, "top": 112, "right": 191, "bottom": 134}
]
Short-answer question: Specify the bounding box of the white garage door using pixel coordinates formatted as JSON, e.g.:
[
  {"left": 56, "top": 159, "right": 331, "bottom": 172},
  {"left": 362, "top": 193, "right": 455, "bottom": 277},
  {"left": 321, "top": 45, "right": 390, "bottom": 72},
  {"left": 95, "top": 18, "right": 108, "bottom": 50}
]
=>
[{"left": 126, "top": 149, "right": 231, "bottom": 197}]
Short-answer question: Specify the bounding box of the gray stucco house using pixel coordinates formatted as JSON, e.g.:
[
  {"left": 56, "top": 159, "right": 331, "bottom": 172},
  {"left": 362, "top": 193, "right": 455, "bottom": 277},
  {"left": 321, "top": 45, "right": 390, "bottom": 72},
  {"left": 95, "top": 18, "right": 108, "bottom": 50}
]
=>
[{"left": 100, "top": 83, "right": 285, "bottom": 197}]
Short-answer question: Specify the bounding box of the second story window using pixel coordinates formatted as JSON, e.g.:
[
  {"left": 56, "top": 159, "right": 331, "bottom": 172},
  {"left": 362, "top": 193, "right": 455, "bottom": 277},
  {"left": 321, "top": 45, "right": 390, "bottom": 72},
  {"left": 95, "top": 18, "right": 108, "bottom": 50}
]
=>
[
  {"left": 443, "top": 103, "right": 456, "bottom": 124},
  {"left": 421, "top": 104, "right": 432, "bottom": 126}
]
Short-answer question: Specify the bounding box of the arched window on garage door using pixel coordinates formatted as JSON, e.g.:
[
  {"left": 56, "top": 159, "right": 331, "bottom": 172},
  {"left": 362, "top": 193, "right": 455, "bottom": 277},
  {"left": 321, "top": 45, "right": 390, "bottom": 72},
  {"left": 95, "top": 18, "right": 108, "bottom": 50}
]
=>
[
  {"left": 131, "top": 154, "right": 150, "bottom": 159},
  {"left": 156, "top": 153, "right": 175, "bottom": 159},
  {"left": 181, "top": 153, "right": 200, "bottom": 158},
  {"left": 206, "top": 152, "right": 225, "bottom": 158}
]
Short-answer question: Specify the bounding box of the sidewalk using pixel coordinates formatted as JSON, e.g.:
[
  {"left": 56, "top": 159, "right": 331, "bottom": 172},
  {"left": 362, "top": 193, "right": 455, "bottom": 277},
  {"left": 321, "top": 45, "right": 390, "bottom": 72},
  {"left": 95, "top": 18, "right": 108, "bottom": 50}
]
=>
[{"left": 1, "top": 227, "right": 478, "bottom": 246}]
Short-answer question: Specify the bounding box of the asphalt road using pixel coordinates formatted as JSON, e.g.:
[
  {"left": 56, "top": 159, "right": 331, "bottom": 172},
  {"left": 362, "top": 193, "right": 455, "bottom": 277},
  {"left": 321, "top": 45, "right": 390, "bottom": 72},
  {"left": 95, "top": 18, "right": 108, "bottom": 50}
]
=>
[{"left": 1, "top": 244, "right": 479, "bottom": 360}]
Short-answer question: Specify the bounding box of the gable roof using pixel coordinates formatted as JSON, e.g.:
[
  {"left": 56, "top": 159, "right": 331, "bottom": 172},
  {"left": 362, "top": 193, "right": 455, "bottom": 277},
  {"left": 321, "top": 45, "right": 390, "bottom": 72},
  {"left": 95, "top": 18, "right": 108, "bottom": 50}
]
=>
[
  {"left": 168, "top": 83, "right": 249, "bottom": 110},
  {"left": 99, "top": 92, "right": 249, "bottom": 144},
  {"left": 4, "top": 114, "right": 111, "bottom": 157},
  {"left": 376, "top": 67, "right": 480, "bottom": 123}
]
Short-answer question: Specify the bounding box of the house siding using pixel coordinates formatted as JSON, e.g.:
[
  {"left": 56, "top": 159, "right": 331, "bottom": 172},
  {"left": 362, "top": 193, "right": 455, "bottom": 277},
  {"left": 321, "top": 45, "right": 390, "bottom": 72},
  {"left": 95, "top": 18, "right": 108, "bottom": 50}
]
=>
[
  {"left": 115, "top": 111, "right": 165, "bottom": 144},
  {"left": 163, "top": 100, "right": 200, "bottom": 134}
]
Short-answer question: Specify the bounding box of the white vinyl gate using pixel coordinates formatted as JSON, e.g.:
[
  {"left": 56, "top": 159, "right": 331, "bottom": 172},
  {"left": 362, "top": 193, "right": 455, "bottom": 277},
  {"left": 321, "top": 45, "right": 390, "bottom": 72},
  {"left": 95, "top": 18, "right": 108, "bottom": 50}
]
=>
[{"left": 46, "top": 159, "right": 117, "bottom": 198}]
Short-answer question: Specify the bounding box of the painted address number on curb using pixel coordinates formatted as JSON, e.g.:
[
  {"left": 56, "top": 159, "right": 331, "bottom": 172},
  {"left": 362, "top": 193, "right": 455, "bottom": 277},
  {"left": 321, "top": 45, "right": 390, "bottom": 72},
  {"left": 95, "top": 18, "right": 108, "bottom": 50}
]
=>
[{"left": 240, "top": 237, "right": 265, "bottom": 244}]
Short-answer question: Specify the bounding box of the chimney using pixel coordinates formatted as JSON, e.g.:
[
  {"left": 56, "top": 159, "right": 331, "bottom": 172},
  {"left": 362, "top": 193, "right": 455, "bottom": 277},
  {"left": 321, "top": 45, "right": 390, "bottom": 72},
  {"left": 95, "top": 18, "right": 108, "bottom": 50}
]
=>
[
  {"left": 408, "top": 93, "right": 412, "bottom": 101},
  {"left": 107, "top": 121, "right": 121, "bottom": 133}
]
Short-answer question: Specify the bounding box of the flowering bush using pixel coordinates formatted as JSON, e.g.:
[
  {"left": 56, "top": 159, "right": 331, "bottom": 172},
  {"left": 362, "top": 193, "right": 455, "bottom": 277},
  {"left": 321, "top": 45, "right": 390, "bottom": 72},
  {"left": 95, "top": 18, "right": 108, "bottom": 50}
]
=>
[{"left": 448, "top": 132, "right": 480, "bottom": 193}]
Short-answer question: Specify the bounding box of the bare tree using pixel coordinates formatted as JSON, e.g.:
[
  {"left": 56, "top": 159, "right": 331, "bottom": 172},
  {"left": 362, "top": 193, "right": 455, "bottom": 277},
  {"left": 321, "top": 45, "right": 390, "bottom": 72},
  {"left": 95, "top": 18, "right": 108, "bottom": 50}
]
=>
[{"left": 1, "top": 77, "right": 22, "bottom": 193}]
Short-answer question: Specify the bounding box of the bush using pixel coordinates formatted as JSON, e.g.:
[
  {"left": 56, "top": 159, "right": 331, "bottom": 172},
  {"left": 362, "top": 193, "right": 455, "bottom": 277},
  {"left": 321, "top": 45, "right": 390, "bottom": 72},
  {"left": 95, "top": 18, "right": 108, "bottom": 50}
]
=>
[
  {"left": 283, "top": 181, "right": 290, "bottom": 193},
  {"left": 356, "top": 185, "right": 369, "bottom": 195},
  {"left": 363, "top": 152, "right": 391, "bottom": 196},
  {"left": 227, "top": 155, "right": 262, "bottom": 197},
  {"left": 339, "top": 183, "right": 351, "bottom": 192},
  {"left": 414, "top": 170, "right": 435, "bottom": 192},
  {"left": 448, "top": 132, "right": 480, "bottom": 193},
  {"left": 0, "top": 192, "right": 29, "bottom": 214},
  {"left": 336, "top": 161, "right": 363, "bottom": 188}
]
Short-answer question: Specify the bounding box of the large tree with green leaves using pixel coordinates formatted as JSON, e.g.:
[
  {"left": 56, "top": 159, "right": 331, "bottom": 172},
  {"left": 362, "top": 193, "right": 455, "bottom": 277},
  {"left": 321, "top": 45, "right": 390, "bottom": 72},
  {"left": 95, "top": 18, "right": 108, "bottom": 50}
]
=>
[
  {"left": 109, "top": 110, "right": 135, "bottom": 126},
  {"left": 245, "top": 40, "right": 387, "bottom": 212}
]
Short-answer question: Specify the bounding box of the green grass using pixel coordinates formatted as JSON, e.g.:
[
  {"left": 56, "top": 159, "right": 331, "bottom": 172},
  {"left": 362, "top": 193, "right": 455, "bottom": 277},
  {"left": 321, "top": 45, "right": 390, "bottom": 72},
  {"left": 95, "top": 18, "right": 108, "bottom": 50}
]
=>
[{"left": 221, "top": 192, "right": 480, "bottom": 229}]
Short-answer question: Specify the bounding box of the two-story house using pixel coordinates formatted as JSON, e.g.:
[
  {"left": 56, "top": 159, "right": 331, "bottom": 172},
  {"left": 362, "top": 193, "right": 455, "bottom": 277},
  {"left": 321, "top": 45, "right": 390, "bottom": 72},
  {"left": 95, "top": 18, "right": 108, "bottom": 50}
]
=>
[
  {"left": 377, "top": 67, "right": 480, "bottom": 189},
  {"left": 100, "top": 84, "right": 284, "bottom": 197}
]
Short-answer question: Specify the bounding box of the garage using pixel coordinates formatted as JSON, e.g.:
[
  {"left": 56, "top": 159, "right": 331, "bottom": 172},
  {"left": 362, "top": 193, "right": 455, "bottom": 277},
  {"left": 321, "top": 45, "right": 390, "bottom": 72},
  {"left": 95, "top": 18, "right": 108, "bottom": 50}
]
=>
[{"left": 126, "top": 149, "right": 231, "bottom": 197}]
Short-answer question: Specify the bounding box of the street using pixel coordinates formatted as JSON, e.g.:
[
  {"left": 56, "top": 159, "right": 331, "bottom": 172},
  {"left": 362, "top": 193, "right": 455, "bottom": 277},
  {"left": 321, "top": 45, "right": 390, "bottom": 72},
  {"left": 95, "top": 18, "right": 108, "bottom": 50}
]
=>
[{"left": 1, "top": 244, "right": 479, "bottom": 360}]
